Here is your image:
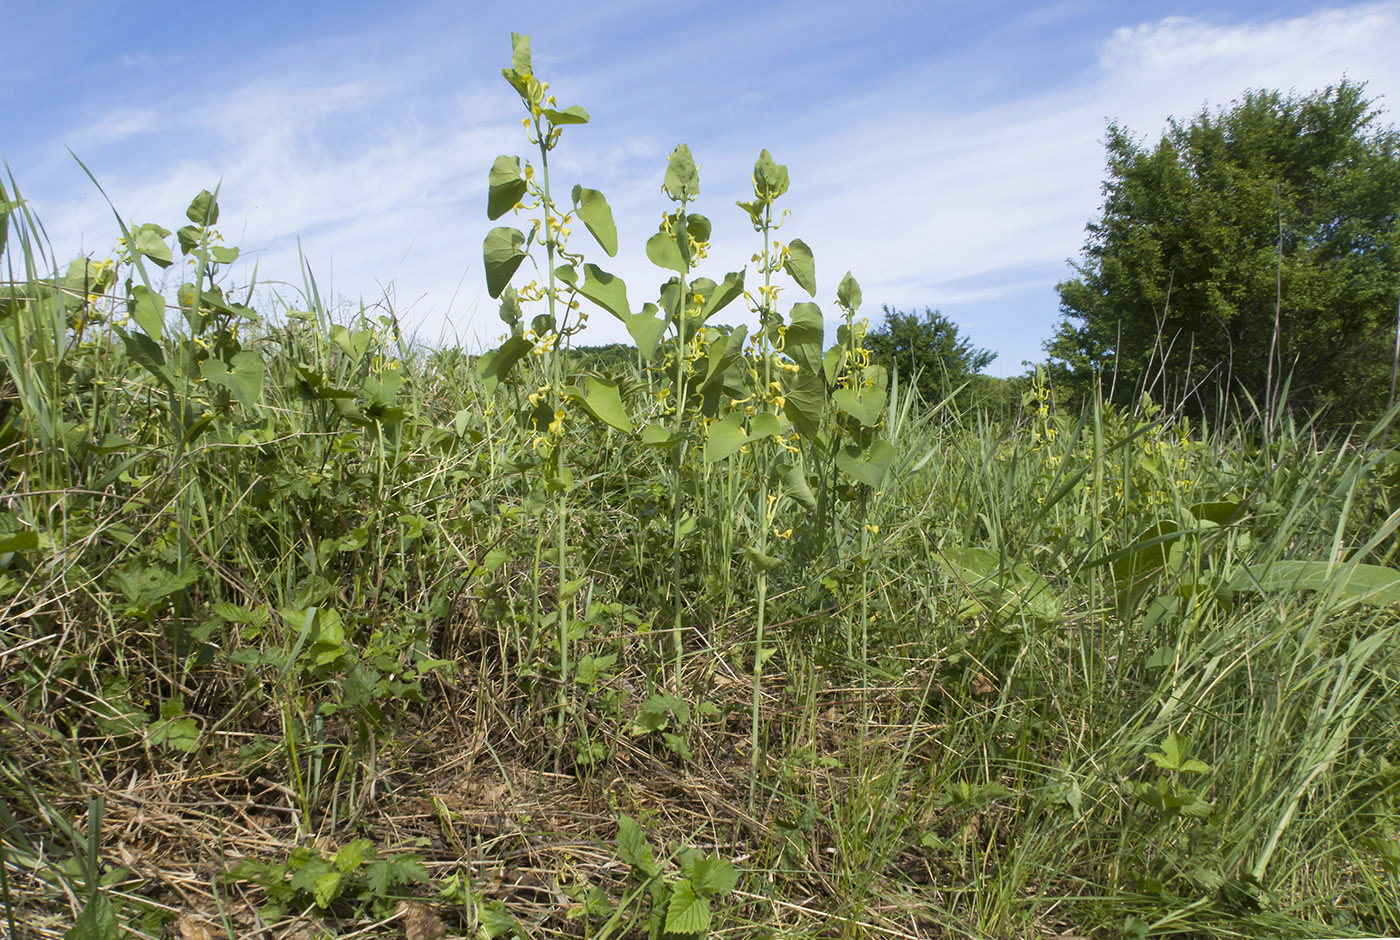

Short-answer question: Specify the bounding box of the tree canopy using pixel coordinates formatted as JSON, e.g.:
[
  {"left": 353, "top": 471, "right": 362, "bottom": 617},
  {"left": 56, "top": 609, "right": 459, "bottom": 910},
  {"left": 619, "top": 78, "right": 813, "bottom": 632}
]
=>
[
  {"left": 1047, "top": 81, "right": 1400, "bottom": 424},
  {"left": 865, "top": 306, "right": 996, "bottom": 407}
]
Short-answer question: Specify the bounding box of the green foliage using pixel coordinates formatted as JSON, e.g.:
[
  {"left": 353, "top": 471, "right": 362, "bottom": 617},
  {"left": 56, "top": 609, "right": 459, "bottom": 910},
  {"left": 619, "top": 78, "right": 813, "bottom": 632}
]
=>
[
  {"left": 6, "top": 34, "right": 1400, "bottom": 940},
  {"left": 226, "top": 841, "right": 428, "bottom": 920},
  {"left": 611, "top": 815, "right": 737, "bottom": 940},
  {"left": 865, "top": 305, "right": 995, "bottom": 409},
  {"left": 1049, "top": 80, "right": 1400, "bottom": 424}
]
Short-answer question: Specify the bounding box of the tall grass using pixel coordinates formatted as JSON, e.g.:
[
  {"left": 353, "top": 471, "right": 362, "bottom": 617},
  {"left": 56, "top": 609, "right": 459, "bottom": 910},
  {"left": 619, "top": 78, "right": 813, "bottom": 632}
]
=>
[{"left": 1, "top": 171, "right": 1397, "bottom": 939}]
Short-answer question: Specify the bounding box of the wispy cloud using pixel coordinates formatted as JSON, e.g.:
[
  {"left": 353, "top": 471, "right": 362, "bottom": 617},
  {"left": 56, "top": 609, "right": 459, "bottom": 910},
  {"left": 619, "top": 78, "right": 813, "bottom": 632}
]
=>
[{"left": 10, "top": 2, "right": 1399, "bottom": 369}]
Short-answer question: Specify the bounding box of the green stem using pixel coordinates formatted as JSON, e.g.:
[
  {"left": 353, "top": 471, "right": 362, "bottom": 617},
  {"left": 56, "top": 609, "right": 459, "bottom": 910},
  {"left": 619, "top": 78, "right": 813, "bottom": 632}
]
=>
[
  {"left": 537, "top": 115, "right": 570, "bottom": 727},
  {"left": 670, "top": 199, "right": 694, "bottom": 689},
  {"left": 749, "top": 197, "right": 777, "bottom": 810}
]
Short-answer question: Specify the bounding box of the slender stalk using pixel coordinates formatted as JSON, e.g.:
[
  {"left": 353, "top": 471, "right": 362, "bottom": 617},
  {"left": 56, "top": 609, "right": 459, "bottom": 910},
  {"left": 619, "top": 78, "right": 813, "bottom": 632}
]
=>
[
  {"left": 670, "top": 197, "right": 694, "bottom": 689},
  {"left": 749, "top": 194, "right": 776, "bottom": 809},
  {"left": 535, "top": 107, "right": 571, "bottom": 726}
]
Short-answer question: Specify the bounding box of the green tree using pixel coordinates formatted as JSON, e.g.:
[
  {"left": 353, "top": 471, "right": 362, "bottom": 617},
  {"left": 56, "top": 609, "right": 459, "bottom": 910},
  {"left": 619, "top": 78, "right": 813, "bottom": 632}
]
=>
[
  {"left": 1048, "top": 81, "right": 1400, "bottom": 424},
  {"left": 866, "top": 305, "right": 995, "bottom": 408}
]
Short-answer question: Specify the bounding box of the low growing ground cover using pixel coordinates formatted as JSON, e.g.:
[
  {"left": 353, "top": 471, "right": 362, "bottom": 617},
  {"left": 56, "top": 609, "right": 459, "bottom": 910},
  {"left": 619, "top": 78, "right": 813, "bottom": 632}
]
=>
[{"left": 1, "top": 34, "right": 1398, "bottom": 940}]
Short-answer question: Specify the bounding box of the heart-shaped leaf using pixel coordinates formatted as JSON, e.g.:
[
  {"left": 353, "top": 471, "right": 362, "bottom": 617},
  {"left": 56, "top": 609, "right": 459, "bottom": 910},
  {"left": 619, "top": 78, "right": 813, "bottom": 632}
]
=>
[
  {"left": 487, "top": 155, "right": 528, "bottom": 221},
  {"left": 129, "top": 285, "right": 165, "bottom": 339},
  {"left": 664, "top": 144, "right": 699, "bottom": 200},
  {"left": 483, "top": 226, "right": 527, "bottom": 298},
  {"left": 570, "top": 185, "right": 617, "bottom": 256},
  {"left": 784, "top": 238, "right": 816, "bottom": 296}
]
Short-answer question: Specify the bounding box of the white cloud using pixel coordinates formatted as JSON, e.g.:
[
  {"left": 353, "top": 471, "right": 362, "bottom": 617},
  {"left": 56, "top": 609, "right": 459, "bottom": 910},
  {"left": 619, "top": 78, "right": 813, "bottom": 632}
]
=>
[
  {"left": 17, "top": 3, "right": 1400, "bottom": 362},
  {"left": 707, "top": 2, "right": 1400, "bottom": 360}
]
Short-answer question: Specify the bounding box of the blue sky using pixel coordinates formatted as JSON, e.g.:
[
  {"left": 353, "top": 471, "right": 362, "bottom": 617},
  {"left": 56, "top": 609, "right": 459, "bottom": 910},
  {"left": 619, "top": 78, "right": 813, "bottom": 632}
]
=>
[{"left": 7, "top": 1, "right": 1398, "bottom": 373}]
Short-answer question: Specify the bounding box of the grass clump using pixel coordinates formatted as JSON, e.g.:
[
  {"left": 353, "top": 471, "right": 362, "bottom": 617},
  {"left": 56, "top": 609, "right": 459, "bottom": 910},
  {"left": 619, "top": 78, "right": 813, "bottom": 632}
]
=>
[{"left": 1, "top": 35, "right": 1398, "bottom": 940}]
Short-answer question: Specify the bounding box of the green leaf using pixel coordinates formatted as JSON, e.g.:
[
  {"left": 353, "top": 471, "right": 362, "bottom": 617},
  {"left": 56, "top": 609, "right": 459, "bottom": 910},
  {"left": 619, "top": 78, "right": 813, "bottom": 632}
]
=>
[
  {"left": 591, "top": 278, "right": 662, "bottom": 352},
  {"left": 131, "top": 223, "right": 173, "bottom": 268},
  {"left": 833, "top": 384, "right": 883, "bottom": 427},
  {"left": 646, "top": 230, "right": 687, "bottom": 274},
  {"left": 487, "top": 155, "right": 528, "bottom": 221},
  {"left": 478, "top": 335, "right": 532, "bottom": 392},
  {"left": 82, "top": 433, "right": 131, "bottom": 456},
  {"left": 784, "top": 238, "right": 816, "bottom": 296},
  {"left": 578, "top": 264, "right": 631, "bottom": 320},
  {"left": 129, "top": 285, "right": 165, "bottom": 339},
  {"left": 664, "top": 879, "right": 711, "bottom": 935},
  {"left": 632, "top": 692, "right": 687, "bottom": 735},
  {"left": 685, "top": 213, "right": 712, "bottom": 243},
  {"left": 837, "top": 271, "right": 862, "bottom": 312},
  {"left": 570, "top": 185, "right": 617, "bottom": 256},
  {"left": 745, "top": 545, "right": 782, "bottom": 571},
  {"left": 543, "top": 105, "right": 589, "bottom": 125},
  {"left": 775, "top": 460, "right": 817, "bottom": 511},
  {"left": 483, "top": 226, "right": 527, "bottom": 298},
  {"left": 688, "top": 854, "right": 738, "bottom": 897},
  {"left": 1230, "top": 559, "right": 1400, "bottom": 606},
  {"left": 116, "top": 564, "right": 198, "bottom": 608},
  {"left": 753, "top": 149, "right": 789, "bottom": 199},
  {"left": 365, "top": 859, "right": 394, "bottom": 897},
  {"left": 1112, "top": 520, "right": 1184, "bottom": 588},
  {"left": 616, "top": 815, "right": 658, "bottom": 877},
  {"left": 784, "top": 369, "right": 825, "bottom": 440},
  {"left": 176, "top": 225, "right": 201, "bottom": 255},
  {"left": 663, "top": 732, "right": 692, "bottom": 760},
  {"left": 65, "top": 893, "right": 120, "bottom": 940},
  {"left": 574, "top": 653, "right": 617, "bottom": 686},
  {"left": 642, "top": 423, "right": 685, "bottom": 447},
  {"left": 567, "top": 376, "right": 633, "bottom": 433},
  {"left": 509, "top": 32, "right": 532, "bottom": 75},
  {"left": 936, "top": 546, "right": 1062, "bottom": 622},
  {"left": 697, "top": 324, "right": 748, "bottom": 391},
  {"left": 749, "top": 411, "right": 782, "bottom": 440},
  {"left": 836, "top": 438, "right": 897, "bottom": 488},
  {"left": 0, "top": 512, "right": 38, "bottom": 554},
  {"left": 330, "top": 324, "right": 374, "bottom": 360},
  {"left": 1149, "top": 733, "right": 1210, "bottom": 774},
  {"left": 185, "top": 189, "right": 219, "bottom": 225},
  {"left": 704, "top": 412, "right": 748, "bottom": 463},
  {"left": 199, "top": 351, "right": 265, "bottom": 408},
  {"left": 626, "top": 304, "right": 669, "bottom": 360},
  {"left": 785, "top": 302, "right": 824, "bottom": 374},
  {"left": 312, "top": 870, "right": 343, "bottom": 908},
  {"left": 498, "top": 286, "right": 524, "bottom": 326},
  {"left": 673, "top": 211, "right": 692, "bottom": 269},
  {"left": 664, "top": 144, "right": 699, "bottom": 200},
  {"left": 361, "top": 368, "right": 403, "bottom": 406},
  {"left": 370, "top": 853, "right": 428, "bottom": 890},
  {"left": 822, "top": 344, "right": 843, "bottom": 386},
  {"left": 477, "top": 898, "right": 520, "bottom": 939},
  {"left": 334, "top": 839, "right": 373, "bottom": 874},
  {"left": 697, "top": 269, "right": 745, "bottom": 322},
  {"left": 147, "top": 714, "right": 199, "bottom": 753},
  {"left": 116, "top": 327, "right": 173, "bottom": 387},
  {"left": 159, "top": 697, "right": 186, "bottom": 719},
  {"left": 1188, "top": 500, "right": 1243, "bottom": 525}
]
